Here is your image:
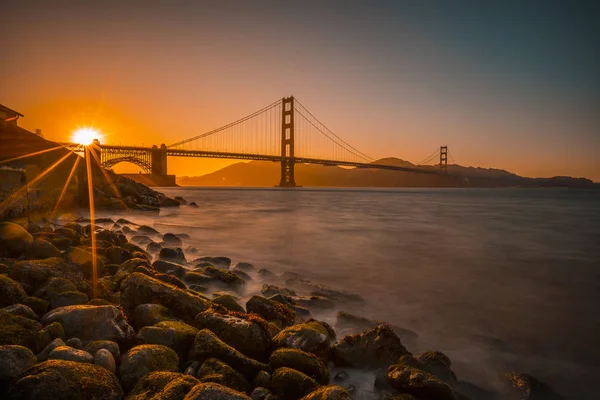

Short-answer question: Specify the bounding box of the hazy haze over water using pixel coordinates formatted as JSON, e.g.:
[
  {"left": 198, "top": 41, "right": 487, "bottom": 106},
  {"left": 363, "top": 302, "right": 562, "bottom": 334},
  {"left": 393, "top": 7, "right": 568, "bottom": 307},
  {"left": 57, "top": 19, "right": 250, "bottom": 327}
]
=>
[{"left": 95, "top": 187, "right": 600, "bottom": 398}]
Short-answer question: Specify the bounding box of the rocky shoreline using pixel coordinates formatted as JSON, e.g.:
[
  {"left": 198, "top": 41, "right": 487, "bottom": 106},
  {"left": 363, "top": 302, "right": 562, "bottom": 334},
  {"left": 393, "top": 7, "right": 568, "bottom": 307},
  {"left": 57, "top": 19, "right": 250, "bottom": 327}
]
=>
[{"left": 0, "top": 215, "right": 562, "bottom": 400}]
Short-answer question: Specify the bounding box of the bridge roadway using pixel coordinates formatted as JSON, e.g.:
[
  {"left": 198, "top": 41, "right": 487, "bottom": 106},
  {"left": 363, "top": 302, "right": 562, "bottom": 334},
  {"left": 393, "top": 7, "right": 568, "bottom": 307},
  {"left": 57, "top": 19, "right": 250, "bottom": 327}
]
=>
[{"left": 62, "top": 143, "right": 444, "bottom": 176}]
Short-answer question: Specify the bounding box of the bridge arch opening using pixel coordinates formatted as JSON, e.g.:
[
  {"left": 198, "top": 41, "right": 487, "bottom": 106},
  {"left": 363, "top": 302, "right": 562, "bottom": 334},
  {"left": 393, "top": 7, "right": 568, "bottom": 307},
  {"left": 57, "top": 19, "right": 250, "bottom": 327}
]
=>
[{"left": 103, "top": 157, "right": 153, "bottom": 174}]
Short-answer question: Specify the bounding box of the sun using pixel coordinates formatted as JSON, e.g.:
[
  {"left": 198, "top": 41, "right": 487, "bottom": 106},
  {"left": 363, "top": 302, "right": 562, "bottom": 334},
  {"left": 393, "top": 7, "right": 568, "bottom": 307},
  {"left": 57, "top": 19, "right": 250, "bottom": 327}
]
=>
[{"left": 72, "top": 127, "right": 101, "bottom": 145}]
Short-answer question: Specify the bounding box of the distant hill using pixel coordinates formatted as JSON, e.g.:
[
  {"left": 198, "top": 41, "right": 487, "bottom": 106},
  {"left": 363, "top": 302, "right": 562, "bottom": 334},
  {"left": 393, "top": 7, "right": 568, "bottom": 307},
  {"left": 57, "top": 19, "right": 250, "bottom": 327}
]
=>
[{"left": 177, "top": 157, "right": 598, "bottom": 188}]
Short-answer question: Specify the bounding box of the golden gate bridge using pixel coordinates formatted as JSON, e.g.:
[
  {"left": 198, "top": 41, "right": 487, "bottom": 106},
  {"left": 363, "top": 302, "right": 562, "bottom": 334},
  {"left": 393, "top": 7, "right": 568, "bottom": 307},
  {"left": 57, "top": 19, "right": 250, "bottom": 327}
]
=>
[{"left": 63, "top": 96, "right": 451, "bottom": 187}]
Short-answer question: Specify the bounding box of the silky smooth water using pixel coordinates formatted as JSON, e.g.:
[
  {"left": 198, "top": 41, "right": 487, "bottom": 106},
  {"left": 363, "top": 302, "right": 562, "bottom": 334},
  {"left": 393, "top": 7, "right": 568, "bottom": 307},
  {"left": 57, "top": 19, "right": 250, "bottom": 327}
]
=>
[{"left": 96, "top": 187, "right": 600, "bottom": 398}]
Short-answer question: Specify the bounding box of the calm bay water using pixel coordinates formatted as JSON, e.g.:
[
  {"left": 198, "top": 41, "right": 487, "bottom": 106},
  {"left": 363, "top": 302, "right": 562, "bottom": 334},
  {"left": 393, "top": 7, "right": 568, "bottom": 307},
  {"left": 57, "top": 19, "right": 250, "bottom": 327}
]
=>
[{"left": 97, "top": 187, "right": 600, "bottom": 398}]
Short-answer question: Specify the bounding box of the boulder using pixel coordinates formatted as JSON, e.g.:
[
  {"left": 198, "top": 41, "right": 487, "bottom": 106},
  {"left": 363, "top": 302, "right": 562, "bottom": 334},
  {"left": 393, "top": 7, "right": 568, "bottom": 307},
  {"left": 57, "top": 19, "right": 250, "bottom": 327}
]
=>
[
  {"left": 50, "top": 291, "right": 89, "bottom": 309},
  {"left": 188, "top": 329, "right": 269, "bottom": 379},
  {"left": 36, "top": 338, "right": 66, "bottom": 362},
  {"left": 273, "top": 320, "right": 336, "bottom": 360},
  {"left": 194, "top": 309, "right": 271, "bottom": 362},
  {"left": 119, "top": 344, "right": 179, "bottom": 391},
  {"left": 0, "top": 275, "right": 27, "bottom": 308},
  {"left": 94, "top": 348, "right": 117, "bottom": 373},
  {"left": 386, "top": 364, "right": 462, "bottom": 400},
  {"left": 246, "top": 296, "right": 295, "bottom": 327},
  {"left": 30, "top": 238, "right": 61, "bottom": 259},
  {"left": 84, "top": 340, "right": 120, "bottom": 361},
  {"left": 62, "top": 246, "right": 101, "bottom": 272},
  {"left": 503, "top": 372, "right": 563, "bottom": 400},
  {"left": 47, "top": 346, "right": 94, "bottom": 363},
  {"left": 137, "top": 225, "right": 161, "bottom": 235},
  {"left": 21, "top": 297, "right": 48, "bottom": 316},
  {"left": 134, "top": 303, "right": 178, "bottom": 329},
  {"left": 131, "top": 235, "right": 153, "bottom": 246},
  {"left": 0, "top": 222, "right": 33, "bottom": 257},
  {"left": 202, "top": 266, "right": 244, "bottom": 290},
  {"left": 146, "top": 242, "right": 162, "bottom": 253},
  {"left": 212, "top": 294, "right": 245, "bottom": 313},
  {"left": 33, "top": 277, "right": 78, "bottom": 301},
  {"left": 65, "top": 337, "right": 83, "bottom": 349},
  {"left": 335, "top": 312, "right": 418, "bottom": 347},
  {"left": 163, "top": 233, "right": 183, "bottom": 247},
  {"left": 138, "top": 321, "right": 199, "bottom": 359},
  {"left": 0, "top": 304, "right": 38, "bottom": 320},
  {"left": 41, "top": 305, "right": 135, "bottom": 345},
  {"left": 196, "top": 358, "right": 250, "bottom": 393},
  {"left": 252, "top": 370, "right": 271, "bottom": 388},
  {"left": 30, "top": 321, "right": 65, "bottom": 354},
  {"left": 127, "top": 371, "right": 199, "bottom": 400},
  {"left": 232, "top": 262, "right": 255, "bottom": 273},
  {"left": 104, "top": 246, "right": 132, "bottom": 265},
  {"left": 270, "top": 367, "right": 320, "bottom": 399},
  {"left": 7, "top": 359, "right": 123, "bottom": 399},
  {"left": 0, "top": 345, "right": 36, "bottom": 390},
  {"left": 158, "top": 247, "right": 186, "bottom": 264},
  {"left": 250, "top": 387, "right": 272, "bottom": 400},
  {"left": 184, "top": 382, "right": 250, "bottom": 400},
  {"left": 269, "top": 348, "right": 329, "bottom": 385},
  {"left": 261, "top": 284, "right": 296, "bottom": 298},
  {"left": 153, "top": 260, "right": 186, "bottom": 279},
  {"left": 10, "top": 257, "right": 90, "bottom": 294},
  {"left": 291, "top": 296, "right": 335, "bottom": 311},
  {"left": 0, "top": 311, "right": 42, "bottom": 348},
  {"left": 331, "top": 325, "right": 410, "bottom": 369},
  {"left": 135, "top": 265, "right": 187, "bottom": 289},
  {"left": 120, "top": 273, "right": 210, "bottom": 323},
  {"left": 300, "top": 386, "right": 352, "bottom": 400}
]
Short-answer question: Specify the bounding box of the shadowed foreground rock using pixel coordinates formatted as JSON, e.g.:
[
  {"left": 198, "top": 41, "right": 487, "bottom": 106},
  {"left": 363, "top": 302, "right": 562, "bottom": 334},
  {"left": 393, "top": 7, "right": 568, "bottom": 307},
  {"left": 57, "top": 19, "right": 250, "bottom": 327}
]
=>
[
  {"left": 300, "top": 385, "right": 352, "bottom": 400},
  {"left": 184, "top": 382, "right": 250, "bottom": 400},
  {"left": 7, "top": 359, "right": 123, "bottom": 400},
  {"left": 0, "top": 345, "right": 36, "bottom": 393},
  {"left": 127, "top": 371, "right": 199, "bottom": 400},
  {"left": 119, "top": 344, "right": 179, "bottom": 392},
  {"left": 269, "top": 348, "right": 330, "bottom": 385}
]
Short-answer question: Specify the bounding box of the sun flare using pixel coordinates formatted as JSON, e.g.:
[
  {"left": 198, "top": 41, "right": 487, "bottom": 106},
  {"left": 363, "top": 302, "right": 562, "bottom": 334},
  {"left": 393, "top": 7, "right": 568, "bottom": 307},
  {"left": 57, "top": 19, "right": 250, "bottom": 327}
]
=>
[{"left": 72, "top": 127, "right": 101, "bottom": 145}]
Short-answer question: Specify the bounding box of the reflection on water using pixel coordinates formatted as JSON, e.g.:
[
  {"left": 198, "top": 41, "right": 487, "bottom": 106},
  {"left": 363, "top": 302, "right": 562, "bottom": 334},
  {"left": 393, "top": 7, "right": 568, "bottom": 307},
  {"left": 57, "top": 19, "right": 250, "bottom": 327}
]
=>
[{"left": 100, "top": 187, "right": 600, "bottom": 399}]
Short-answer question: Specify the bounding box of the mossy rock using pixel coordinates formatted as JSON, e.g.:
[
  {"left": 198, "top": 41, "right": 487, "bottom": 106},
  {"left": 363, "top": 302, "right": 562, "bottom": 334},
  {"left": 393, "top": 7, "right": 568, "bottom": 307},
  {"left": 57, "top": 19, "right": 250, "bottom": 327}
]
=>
[
  {"left": 84, "top": 340, "right": 120, "bottom": 361},
  {"left": 203, "top": 266, "right": 245, "bottom": 290},
  {"left": 30, "top": 238, "right": 61, "bottom": 259},
  {"left": 269, "top": 348, "right": 329, "bottom": 385},
  {"left": 10, "top": 257, "right": 90, "bottom": 295},
  {"left": 246, "top": 295, "right": 295, "bottom": 327},
  {"left": 21, "top": 297, "right": 48, "bottom": 316},
  {"left": 197, "top": 358, "right": 250, "bottom": 393},
  {"left": 0, "top": 311, "right": 42, "bottom": 348},
  {"left": 386, "top": 364, "right": 459, "bottom": 400},
  {"left": 7, "top": 359, "right": 123, "bottom": 399},
  {"left": 184, "top": 382, "right": 250, "bottom": 399},
  {"left": 503, "top": 372, "right": 563, "bottom": 400},
  {"left": 0, "top": 304, "right": 39, "bottom": 320},
  {"left": 119, "top": 344, "right": 179, "bottom": 392},
  {"left": 47, "top": 346, "right": 94, "bottom": 363},
  {"left": 0, "top": 275, "right": 27, "bottom": 308},
  {"left": 0, "top": 345, "right": 37, "bottom": 392},
  {"left": 50, "top": 291, "right": 89, "bottom": 309},
  {"left": 33, "top": 277, "right": 78, "bottom": 301},
  {"left": 270, "top": 367, "right": 320, "bottom": 400},
  {"left": 134, "top": 303, "right": 178, "bottom": 330},
  {"left": 273, "top": 320, "right": 336, "bottom": 360},
  {"left": 212, "top": 294, "right": 245, "bottom": 313},
  {"left": 127, "top": 371, "right": 199, "bottom": 400},
  {"left": 30, "top": 321, "right": 65, "bottom": 354},
  {"left": 138, "top": 320, "right": 198, "bottom": 360},
  {"left": 300, "top": 385, "right": 352, "bottom": 400},
  {"left": 0, "top": 222, "right": 33, "bottom": 257}
]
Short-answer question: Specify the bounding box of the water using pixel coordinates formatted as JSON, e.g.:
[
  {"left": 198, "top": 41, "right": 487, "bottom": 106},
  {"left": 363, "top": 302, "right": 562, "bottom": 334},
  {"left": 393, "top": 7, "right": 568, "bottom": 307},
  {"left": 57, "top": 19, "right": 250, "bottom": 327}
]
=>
[{"left": 97, "top": 187, "right": 600, "bottom": 398}]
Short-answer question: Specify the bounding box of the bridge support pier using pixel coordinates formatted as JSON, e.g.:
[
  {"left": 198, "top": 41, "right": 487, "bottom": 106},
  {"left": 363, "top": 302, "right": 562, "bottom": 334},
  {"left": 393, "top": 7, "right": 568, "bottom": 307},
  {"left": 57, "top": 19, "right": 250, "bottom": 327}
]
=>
[
  {"left": 151, "top": 144, "right": 168, "bottom": 175},
  {"left": 278, "top": 96, "right": 297, "bottom": 187}
]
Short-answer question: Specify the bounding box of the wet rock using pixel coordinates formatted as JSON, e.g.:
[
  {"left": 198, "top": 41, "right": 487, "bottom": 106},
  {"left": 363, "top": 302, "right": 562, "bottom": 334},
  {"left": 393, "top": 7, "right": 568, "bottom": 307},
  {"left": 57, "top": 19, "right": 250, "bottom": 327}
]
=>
[
  {"left": 131, "top": 235, "right": 153, "bottom": 246},
  {"left": 0, "top": 345, "right": 36, "bottom": 390},
  {"left": 0, "top": 311, "right": 42, "bottom": 348},
  {"left": 146, "top": 242, "right": 162, "bottom": 253},
  {"left": 386, "top": 364, "right": 462, "bottom": 400},
  {"left": 138, "top": 225, "right": 161, "bottom": 235},
  {"left": 196, "top": 358, "right": 250, "bottom": 393},
  {"left": 184, "top": 382, "right": 250, "bottom": 400},
  {"left": 261, "top": 284, "right": 296, "bottom": 298},
  {"left": 104, "top": 246, "right": 132, "bottom": 265},
  {"left": 246, "top": 295, "right": 295, "bottom": 327},
  {"left": 121, "top": 273, "right": 211, "bottom": 323},
  {"left": 269, "top": 348, "right": 330, "bottom": 385},
  {"left": 138, "top": 320, "right": 199, "bottom": 359},
  {"left": 293, "top": 306, "right": 312, "bottom": 322},
  {"left": 134, "top": 303, "right": 178, "bottom": 330},
  {"left": 232, "top": 262, "right": 255, "bottom": 273},
  {"left": 270, "top": 367, "right": 320, "bottom": 400},
  {"left": 252, "top": 370, "right": 271, "bottom": 388},
  {"left": 113, "top": 257, "right": 151, "bottom": 284},
  {"left": 189, "top": 202, "right": 199, "bottom": 208},
  {"left": 186, "top": 271, "right": 213, "bottom": 285},
  {"left": 65, "top": 337, "right": 83, "bottom": 349},
  {"left": 7, "top": 359, "right": 123, "bottom": 399},
  {"left": 48, "top": 346, "right": 94, "bottom": 363},
  {"left": 119, "top": 344, "right": 179, "bottom": 391},
  {"left": 63, "top": 246, "right": 101, "bottom": 272},
  {"left": 503, "top": 372, "right": 563, "bottom": 400},
  {"left": 332, "top": 325, "right": 410, "bottom": 369},
  {"left": 185, "top": 361, "right": 201, "bottom": 376},
  {"left": 21, "top": 297, "right": 48, "bottom": 316},
  {"left": 213, "top": 294, "right": 245, "bottom": 313},
  {"left": 31, "top": 238, "right": 61, "bottom": 259},
  {"left": 94, "top": 348, "right": 116, "bottom": 373},
  {"left": 1, "top": 304, "right": 38, "bottom": 320},
  {"left": 300, "top": 386, "right": 352, "bottom": 400},
  {"left": 96, "top": 229, "right": 127, "bottom": 247},
  {"left": 189, "top": 284, "right": 208, "bottom": 293},
  {"left": 135, "top": 265, "right": 187, "bottom": 289},
  {"left": 273, "top": 320, "right": 336, "bottom": 360},
  {"left": 250, "top": 387, "right": 272, "bottom": 400},
  {"left": 50, "top": 291, "right": 89, "bottom": 309},
  {"left": 292, "top": 296, "right": 335, "bottom": 311},
  {"left": 84, "top": 340, "right": 120, "bottom": 360},
  {"left": 194, "top": 309, "right": 271, "bottom": 362},
  {"left": 163, "top": 233, "right": 183, "bottom": 247},
  {"left": 202, "top": 266, "right": 245, "bottom": 291},
  {"left": 232, "top": 269, "right": 253, "bottom": 282},
  {"left": 159, "top": 247, "right": 186, "bottom": 264},
  {"left": 309, "top": 286, "right": 365, "bottom": 304},
  {"left": 31, "top": 321, "right": 65, "bottom": 354},
  {"left": 33, "top": 277, "right": 78, "bottom": 301},
  {"left": 36, "top": 338, "right": 66, "bottom": 362},
  {"left": 41, "top": 305, "right": 135, "bottom": 345},
  {"left": 0, "top": 275, "right": 27, "bottom": 308},
  {"left": 128, "top": 371, "right": 199, "bottom": 399},
  {"left": 153, "top": 260, "right": 186, "bottom": 279},
  {"left": 335, "top": 312, "right": 418, "bottom": 347},
  {"left": 0, "top": 222, "right": 33, "bottom": 257},
  {"left": 88, "top": 298, "right": 113, "bottom": 306},
  {"left": 10, "top": 257, "right": 90, "bottom": 294},
  {"left": 188, "top": 329, "right": 269, "bottom": 379},
  {"left": 206, "top": 257, "right": 232, "bottom": 269},
  {"left": 257, "top": 269, "right": 276, "bottom": 278}
]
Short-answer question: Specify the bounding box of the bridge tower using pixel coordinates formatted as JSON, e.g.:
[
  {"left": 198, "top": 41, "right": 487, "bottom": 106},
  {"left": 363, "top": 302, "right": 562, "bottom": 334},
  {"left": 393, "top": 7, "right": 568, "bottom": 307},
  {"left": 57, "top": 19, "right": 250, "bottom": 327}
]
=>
[
  {"left": 151, "top": 144, "right": 168, "bottom": 176},
  {"left": 440, "top": 145, "right": 448, "bottom": 174},
  {"left": 278, "top": 96, "right": 296, "bottom": 187}
]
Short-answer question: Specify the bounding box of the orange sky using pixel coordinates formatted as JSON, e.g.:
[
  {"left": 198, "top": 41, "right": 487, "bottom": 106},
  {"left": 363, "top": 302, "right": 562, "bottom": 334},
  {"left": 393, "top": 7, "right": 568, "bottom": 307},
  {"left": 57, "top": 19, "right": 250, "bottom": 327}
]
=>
[{"left": 1, "top": 1, "right": 598, "bottom": 181}]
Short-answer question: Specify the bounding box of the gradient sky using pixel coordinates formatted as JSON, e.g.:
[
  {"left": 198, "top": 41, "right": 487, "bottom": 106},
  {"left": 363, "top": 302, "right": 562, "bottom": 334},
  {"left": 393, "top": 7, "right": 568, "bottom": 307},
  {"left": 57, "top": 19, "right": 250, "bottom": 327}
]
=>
[{"left": 1, "top": 0, "right": 599, "bottom": 180}]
